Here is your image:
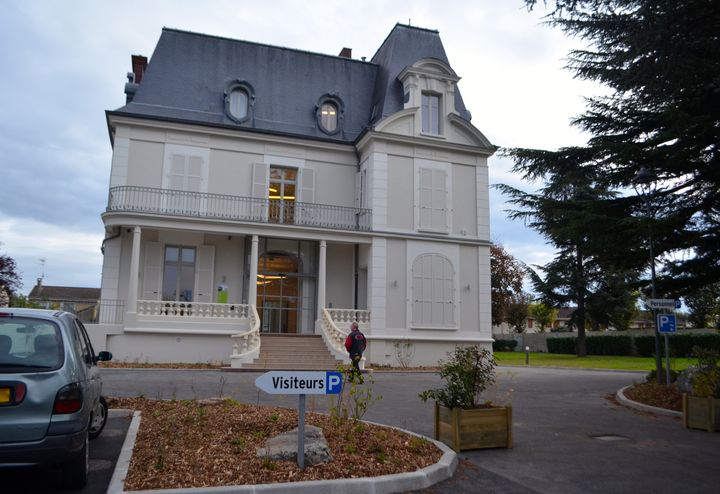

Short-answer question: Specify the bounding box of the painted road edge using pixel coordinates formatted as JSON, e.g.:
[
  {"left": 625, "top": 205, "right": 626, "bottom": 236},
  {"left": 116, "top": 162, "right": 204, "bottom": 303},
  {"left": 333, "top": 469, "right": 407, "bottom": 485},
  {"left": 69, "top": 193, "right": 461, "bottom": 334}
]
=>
[
  {"left": 108, "top": 410, "right": 142, "bottom": 494},
  {"left": 108, "top": 411, "right": 457, "bottom": 494},
  {"left": 616, "top": 385, "right": 682, "bottom": 418}
]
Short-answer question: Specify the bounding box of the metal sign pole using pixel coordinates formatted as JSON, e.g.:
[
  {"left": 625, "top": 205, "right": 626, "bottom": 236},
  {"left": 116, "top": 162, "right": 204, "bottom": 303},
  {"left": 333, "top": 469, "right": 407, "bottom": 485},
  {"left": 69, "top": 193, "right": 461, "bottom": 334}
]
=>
[
  {"left": 298, "top": 394, "right": 306, "bottom": 469},
  {"left": 664, "top": 333, "right": 671, "bottom": 386}
]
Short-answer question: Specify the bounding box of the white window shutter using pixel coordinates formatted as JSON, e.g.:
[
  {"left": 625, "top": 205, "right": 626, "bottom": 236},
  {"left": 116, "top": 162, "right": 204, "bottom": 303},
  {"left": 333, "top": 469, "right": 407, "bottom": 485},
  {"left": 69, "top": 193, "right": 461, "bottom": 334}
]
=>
[
  {"left": 167, "top": 154, "right": 187, "bottom": 190},
  {"left": 411, "top": 253, "right": 455, "bottom": 327},
  {"left": 252, "top": 163, "right": 268, "bottom": 198},
  {"left": 251, "top": 163, "right": 268, "bottom": 221},
  {"left": 355, "top": 171, "right": 362, "bottom": 208},
  {"left": 142, "top": 242, "right": 163, "bottom": 300},
  {"left": 194, "top": 245, "right": 215, "bottom": 303},
  {"left": 300, "top": 168, "right": 315, "bottom": 203},
  {"left": 419, "top": 168, "right": 432, "bottom": 229},
  {"left": 186, "top": 156, "right": 204, "bottom": 192}
]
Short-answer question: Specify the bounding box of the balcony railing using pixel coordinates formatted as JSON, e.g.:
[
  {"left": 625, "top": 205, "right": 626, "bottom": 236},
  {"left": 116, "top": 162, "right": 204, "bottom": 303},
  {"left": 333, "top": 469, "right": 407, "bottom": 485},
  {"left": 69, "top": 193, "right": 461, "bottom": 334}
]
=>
[{"left": 107, "top": 186, "right": 372, "bottom": 231}]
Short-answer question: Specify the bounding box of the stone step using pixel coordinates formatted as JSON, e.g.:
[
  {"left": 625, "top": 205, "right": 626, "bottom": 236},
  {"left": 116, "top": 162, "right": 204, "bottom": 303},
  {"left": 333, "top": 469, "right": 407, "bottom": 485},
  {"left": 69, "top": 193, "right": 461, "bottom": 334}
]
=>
[{"left": 238, "top": 333, "right": 344, "bottom": 370}]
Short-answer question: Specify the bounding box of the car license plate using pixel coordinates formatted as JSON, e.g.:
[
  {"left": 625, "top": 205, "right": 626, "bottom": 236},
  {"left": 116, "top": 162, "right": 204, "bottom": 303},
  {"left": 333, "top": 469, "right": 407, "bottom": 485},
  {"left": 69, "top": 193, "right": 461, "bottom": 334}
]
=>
[{"left": 0, "top": 387, "right": 10, "bottom": 404}]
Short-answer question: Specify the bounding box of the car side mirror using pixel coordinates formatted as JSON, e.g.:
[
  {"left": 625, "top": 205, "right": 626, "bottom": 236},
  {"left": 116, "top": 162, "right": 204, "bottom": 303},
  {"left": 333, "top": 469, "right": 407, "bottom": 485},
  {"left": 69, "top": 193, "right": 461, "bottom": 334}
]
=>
[{"left": 96, "top": 351, "right": 113, "bottom": 362}]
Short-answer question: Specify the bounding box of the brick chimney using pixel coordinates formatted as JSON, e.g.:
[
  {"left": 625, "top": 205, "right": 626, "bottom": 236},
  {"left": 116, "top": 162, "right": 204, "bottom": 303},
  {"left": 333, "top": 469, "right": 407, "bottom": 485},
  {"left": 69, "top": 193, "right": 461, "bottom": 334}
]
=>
[
  {"left": 338, "top": 47, "right": 352, "bottom": 59},
  {"left": 131, "top": 55, "right": 148, "bottom": 84}
]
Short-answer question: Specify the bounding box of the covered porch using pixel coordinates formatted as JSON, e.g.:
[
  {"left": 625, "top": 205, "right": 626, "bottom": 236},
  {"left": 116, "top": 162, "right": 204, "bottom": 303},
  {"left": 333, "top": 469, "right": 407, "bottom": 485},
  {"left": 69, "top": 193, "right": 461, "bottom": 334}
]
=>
[{"left": 92, "top": 221, "right": 372, "bottom": 366}]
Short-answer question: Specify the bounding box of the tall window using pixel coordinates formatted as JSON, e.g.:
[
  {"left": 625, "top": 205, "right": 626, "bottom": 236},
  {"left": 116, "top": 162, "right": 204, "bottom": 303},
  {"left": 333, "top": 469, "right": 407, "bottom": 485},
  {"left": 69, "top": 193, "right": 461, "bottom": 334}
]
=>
[
  {"left": 162, "top": 246, "right": 196, "bottom": 302},
  {"left": 269, "top": 166, "right": 297, "bottom": 223},
  {"left": 412, "top": 254, "right": 455, "bottom": 327},
  {"left": 421, "top": 93, "right": 440, "bottom": 134}
]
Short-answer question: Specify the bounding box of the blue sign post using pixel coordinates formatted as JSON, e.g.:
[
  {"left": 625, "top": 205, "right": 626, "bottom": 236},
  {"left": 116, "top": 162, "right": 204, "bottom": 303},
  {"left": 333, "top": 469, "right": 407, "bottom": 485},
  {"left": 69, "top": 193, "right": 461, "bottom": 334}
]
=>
[
  {"left": 657, "top": 314, "right": 677, "bottom": 386},
  {"left": 255, "top": 371, "right": 343, "bottom": 468}
]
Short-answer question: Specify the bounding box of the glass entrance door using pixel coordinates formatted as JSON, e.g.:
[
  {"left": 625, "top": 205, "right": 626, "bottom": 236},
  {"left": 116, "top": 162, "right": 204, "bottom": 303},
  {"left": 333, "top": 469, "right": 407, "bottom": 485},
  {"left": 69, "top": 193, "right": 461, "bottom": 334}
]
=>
[{"left": 254, "top": 238, "right": 317, "bottom": 334}]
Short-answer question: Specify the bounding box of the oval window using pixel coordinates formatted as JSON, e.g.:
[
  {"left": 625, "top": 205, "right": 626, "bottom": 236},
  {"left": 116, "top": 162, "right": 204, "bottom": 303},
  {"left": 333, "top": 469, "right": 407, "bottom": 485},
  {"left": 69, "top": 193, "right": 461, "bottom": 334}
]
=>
[
  {"left": 320, "top": 102, "right": 338, "bottom": 132},
  {"left": 228, "top": 88, "right": 248, "bottom": 121}
]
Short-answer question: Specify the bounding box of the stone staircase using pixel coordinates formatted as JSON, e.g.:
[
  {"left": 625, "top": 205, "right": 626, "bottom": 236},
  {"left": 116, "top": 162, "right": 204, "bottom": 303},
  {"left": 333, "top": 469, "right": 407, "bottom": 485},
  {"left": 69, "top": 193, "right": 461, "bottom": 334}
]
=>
[{"left": 239, "top": 334, "right": 344, "bottom": 371}]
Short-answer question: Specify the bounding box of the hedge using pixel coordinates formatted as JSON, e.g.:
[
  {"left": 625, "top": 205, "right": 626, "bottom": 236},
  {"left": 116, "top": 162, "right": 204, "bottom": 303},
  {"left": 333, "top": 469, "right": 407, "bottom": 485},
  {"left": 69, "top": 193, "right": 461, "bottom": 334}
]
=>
[
  {"left": 547, "top": 337, "right": 576, "bottom": 354},
  {"left": 548, "top": 333, "right": 720, "bottom": 357},
  {"left": 585, "top": 335, "right": 634, "bottom": 356},
  {"left": 493, "top": 339, "right": 518, "bottom": 352}
]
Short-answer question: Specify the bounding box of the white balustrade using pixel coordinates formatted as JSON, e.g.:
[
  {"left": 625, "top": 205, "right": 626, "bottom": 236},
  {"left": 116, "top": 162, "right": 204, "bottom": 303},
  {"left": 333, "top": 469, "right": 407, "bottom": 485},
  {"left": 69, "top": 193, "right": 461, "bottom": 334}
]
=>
[
  {"left": 325, "top": 308, "right": 371, "bottom": 324},
  {"left": 230, "top": 305, "right": 261, "bottom": 367},
  {"left": 320, "top": 308, "right": 370, "bottom": 369},
  {"left": 136, "top": 300, "right": 248, "bottom": 319},
  {"left": 107, "top": 186, "right": 371, "bottom": 232}
]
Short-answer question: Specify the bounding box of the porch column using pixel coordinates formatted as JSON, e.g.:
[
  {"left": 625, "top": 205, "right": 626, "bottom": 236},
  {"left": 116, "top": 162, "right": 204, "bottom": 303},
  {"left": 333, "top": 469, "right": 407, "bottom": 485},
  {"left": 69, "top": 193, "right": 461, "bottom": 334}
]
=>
[
  {"left": 317, "top": 240, "right": 327, "bottom": 317},
  {"left": 126, "top": 226, "right": 141, "bottom": 314},
  {"left": 248, "top": 235, "right": 259, "bottom": 306}
]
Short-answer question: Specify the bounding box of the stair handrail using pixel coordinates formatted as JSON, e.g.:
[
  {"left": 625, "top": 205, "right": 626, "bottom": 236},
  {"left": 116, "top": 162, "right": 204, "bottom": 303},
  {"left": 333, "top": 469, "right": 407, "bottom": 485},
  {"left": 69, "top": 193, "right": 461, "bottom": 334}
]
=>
[
  {"left": 231, "top": 305, "right": 261, "bottom": 363},
  {"left": 320, "top": 308, "right": 350, "bottom": 362}
]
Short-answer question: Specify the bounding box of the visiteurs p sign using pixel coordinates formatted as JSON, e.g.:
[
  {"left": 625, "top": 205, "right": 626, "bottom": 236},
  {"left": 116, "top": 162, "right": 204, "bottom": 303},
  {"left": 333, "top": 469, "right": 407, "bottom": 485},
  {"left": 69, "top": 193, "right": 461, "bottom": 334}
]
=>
[{"left": 254, "top": 371, "right": 343, "bottom": 395}]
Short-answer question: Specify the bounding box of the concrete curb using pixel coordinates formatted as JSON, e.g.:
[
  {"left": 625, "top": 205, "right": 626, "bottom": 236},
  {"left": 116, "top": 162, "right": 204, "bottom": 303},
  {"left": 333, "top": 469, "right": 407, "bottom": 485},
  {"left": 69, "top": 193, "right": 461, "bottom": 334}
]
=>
[
  {"left": 616, "top": 385, "right": 682, "bottom": 418},
  {"left": 108, "top": 410, "right": 143, "bottom": 494},
  {"left": 107, "top": 410, "right": 456, "bottom": 494}
]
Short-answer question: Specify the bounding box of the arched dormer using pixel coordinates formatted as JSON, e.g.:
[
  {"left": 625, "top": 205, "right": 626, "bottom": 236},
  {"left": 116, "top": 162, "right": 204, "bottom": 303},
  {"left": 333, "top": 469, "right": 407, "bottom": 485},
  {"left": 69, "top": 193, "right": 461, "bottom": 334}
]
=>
[{"left": 397, "top": 58, "right": 461, "bottom": 138}]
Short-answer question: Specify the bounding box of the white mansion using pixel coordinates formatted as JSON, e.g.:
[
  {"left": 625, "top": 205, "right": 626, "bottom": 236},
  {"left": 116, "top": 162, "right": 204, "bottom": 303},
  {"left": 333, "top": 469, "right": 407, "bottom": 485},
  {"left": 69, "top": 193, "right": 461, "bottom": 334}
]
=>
[{"left": 93, "top": 24, "right": 497, "bottom": 367}]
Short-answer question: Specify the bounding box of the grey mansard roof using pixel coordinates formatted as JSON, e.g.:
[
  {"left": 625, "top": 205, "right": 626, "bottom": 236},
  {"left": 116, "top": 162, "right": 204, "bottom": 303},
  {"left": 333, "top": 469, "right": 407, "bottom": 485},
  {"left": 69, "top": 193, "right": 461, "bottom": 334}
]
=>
[{"left": 109, "top": 24, "right": 472, "bottom": 144}]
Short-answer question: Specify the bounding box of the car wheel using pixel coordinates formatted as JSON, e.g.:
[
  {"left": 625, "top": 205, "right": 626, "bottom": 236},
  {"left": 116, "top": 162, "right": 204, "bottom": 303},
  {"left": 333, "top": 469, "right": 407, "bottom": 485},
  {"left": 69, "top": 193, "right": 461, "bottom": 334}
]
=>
[
  {"left": 89, "top": 396, "right": 108, "bottom": 440},
  {"left": 62, "top": 432, "right": 88, "bottom": 489}
]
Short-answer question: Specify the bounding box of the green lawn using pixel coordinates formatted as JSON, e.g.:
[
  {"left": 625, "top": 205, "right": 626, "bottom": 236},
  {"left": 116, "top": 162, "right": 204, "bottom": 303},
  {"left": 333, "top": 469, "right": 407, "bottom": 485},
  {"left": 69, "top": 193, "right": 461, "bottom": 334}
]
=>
[{"left": 495, "top": 351, "right": 698, "bottom": 371}]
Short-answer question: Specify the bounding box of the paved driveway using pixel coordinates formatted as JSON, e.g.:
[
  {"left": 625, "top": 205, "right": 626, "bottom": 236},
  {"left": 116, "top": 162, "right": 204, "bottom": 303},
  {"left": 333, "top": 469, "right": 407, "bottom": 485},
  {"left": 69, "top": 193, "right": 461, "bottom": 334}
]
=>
[
  {"left": 7, "top": 367, "right": 717, "bottom": 493},
  {"left": 2, "top": 413, "right": 130, "bottom": 494}
]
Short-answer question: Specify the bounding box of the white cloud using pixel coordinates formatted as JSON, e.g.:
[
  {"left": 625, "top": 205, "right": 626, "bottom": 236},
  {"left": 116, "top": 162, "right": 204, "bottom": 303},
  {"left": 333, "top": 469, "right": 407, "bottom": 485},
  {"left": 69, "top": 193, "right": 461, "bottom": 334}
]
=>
[{"left": 0, "top": 215, "right": 103, "bottom": 290}]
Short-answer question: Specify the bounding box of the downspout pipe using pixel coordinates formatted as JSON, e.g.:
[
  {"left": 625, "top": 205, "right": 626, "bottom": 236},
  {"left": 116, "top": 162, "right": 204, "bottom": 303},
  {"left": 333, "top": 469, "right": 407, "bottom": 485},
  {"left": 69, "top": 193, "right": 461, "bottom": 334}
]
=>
[{"left": 100, "top": 227, "right": 122, "bottom": 255}]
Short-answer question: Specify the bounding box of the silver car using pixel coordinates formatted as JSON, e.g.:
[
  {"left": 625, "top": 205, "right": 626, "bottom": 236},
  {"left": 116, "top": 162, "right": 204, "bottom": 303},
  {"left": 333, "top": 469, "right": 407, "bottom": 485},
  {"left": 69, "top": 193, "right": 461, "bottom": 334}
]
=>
[{"left": 0, "top": 308, "right": 112, "bottom": 488}]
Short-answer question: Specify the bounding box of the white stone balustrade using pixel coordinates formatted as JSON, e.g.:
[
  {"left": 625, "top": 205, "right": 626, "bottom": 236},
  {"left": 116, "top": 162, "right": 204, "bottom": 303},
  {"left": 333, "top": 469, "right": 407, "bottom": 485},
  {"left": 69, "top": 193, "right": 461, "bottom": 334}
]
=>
[
  {"left": 230, "top": 305, "right": 261, "bottom": 367},
  {"left": 136, "top": 300, "right": 249, "bottom": 319},
  {"left": 320, "top": 308, "right": 370, "bottom": 369}
]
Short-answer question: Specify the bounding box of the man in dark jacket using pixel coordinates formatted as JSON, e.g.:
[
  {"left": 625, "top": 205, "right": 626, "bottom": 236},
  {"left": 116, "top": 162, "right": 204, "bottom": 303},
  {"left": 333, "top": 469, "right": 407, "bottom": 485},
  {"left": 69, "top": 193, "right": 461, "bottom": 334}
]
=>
[{"left": 344, "top": 322, "right": 366, "bottom": 372}]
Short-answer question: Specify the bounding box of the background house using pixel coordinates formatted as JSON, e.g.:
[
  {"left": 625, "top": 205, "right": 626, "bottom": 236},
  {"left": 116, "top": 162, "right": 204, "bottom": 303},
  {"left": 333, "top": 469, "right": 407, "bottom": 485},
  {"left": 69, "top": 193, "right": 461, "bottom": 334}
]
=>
[
  {"left": 89, "top": 24, "right": 496, "bottom": 367},
  {"left": 28, "top": 278, "right": 100, "bottom": 321}
]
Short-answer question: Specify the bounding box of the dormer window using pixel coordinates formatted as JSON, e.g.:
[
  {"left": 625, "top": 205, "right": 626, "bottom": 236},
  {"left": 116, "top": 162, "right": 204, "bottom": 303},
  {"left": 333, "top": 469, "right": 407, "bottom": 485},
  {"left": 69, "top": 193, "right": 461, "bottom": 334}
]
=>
[
  {"left": 422, "top": 93, "right": 440, "bottom": 134},
  {"left": 224, "top": 80, "right": 254, "bottom": 123},
  {"left": 320, "top": 102, "right": 338, "bottom": 132},
  {"left": 398, "top": 59, "right": 460, "bottom": 138},
  {"left": 316, "top": 95, "right": 344, "bottom": 135},
  {"left": 229, "top": 89, "right": 248, "bottom": 120}
]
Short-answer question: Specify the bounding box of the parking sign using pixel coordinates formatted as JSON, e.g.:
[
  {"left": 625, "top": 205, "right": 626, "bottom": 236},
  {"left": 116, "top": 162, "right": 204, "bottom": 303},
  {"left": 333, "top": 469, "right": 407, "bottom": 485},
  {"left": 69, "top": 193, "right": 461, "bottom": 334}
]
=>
[{"left": 658, "top": 314, "right": 676, "bottom": 334}]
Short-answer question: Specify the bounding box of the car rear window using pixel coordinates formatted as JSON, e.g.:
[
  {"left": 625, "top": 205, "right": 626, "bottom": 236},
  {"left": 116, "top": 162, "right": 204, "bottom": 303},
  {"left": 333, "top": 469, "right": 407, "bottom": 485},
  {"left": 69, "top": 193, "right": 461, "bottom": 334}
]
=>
[{"left": 0, "top": 317, "right": 64, "bottom": 372}]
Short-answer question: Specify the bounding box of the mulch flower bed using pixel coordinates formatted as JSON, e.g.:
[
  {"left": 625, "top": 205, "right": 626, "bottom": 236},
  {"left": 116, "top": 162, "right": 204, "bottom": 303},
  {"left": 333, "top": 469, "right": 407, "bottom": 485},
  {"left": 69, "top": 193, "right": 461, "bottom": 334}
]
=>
[
  {"left": 107, "top": 397, "right": 442, "bottom": 491},
  {"left": 623, "top": 383, "right": 683, "bottom": 411}
]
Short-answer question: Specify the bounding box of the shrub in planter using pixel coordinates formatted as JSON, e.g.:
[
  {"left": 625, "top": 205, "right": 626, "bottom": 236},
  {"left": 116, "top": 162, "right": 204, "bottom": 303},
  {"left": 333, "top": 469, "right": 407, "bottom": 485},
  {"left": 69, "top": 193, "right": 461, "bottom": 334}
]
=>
[
  {"left": 682, "top": 347, "right": 720, "bottom": 432},
  {"left": 419, "top": 346, "right": 511, "bottom": 451}
]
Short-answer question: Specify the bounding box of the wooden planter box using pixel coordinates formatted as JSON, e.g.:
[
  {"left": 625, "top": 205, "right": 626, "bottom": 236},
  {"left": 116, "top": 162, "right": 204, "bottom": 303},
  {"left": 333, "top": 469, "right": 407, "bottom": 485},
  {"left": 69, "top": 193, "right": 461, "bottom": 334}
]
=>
[
  {"left": 434, "top": 403, "right": 512, "bottom": 452},
  {"left": 683, "top": 394, "right": 720, "bottom": 432}
]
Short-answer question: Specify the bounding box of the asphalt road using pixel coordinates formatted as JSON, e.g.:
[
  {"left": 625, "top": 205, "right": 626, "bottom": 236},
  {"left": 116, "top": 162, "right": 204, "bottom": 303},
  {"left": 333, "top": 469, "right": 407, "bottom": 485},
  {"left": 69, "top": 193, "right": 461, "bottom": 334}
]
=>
[
  {"left": 4, "top": 366, "right": 719, "bottom": 493},
  {"left": 1, "top": 413, "right": 131, "bottom": 494}
]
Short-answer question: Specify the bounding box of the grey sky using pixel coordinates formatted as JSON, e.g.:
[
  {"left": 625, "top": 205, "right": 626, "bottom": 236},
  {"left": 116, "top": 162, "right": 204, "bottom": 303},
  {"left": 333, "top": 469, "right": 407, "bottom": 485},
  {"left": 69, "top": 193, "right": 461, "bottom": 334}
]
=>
[{"left": 0, "top": 0, "right": 594, "bottom": 292}]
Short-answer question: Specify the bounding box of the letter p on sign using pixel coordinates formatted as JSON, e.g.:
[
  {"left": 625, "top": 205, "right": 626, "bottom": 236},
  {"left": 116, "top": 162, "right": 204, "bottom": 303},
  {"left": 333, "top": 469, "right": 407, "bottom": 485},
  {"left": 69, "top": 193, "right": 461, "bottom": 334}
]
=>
[{"left": 326, "top": 372, "right": 343, "bottom": 394}]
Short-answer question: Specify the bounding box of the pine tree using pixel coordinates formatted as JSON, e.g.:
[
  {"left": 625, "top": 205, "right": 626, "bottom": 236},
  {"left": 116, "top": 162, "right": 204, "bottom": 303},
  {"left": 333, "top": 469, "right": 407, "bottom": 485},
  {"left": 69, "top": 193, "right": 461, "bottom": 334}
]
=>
[
  {"left": 497, "top": 164, "right": 639, "bottom": 356},
  {"left": 519, "top": 0, "right": 720, "bottom": 293}
]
